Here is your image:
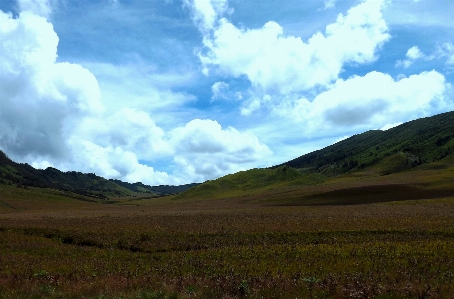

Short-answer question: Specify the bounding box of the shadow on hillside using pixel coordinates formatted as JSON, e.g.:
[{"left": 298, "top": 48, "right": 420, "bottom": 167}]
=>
[{"left": 275, "top": 184, "right": 454, "bottom": 206}]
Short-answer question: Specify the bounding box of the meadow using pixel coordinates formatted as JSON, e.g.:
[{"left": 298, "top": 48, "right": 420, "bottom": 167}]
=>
[{"left": 1, "top": 159, "right": 454, "bottom": 298}]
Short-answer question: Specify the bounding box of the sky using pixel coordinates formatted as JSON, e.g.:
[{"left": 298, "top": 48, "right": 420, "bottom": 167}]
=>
[{"left": 0, "top": 0, "right": 453, "bottom": 185}]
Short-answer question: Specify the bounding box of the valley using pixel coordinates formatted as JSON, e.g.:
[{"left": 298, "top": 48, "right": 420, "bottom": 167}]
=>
[{"left": 1, "top": 112, "right": 454, "bottom": 298}]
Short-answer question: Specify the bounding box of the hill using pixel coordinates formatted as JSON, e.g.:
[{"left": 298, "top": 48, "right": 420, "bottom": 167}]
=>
[
  {"left": 279, "top": 111, "right": 454, "bottom": 175},
  {"left": 176, "top": 166, "right": 326, "bottom": 200},
  {"left": 177, "top": 111, "right": 454, "bottom": 202},
  {"left": 0, "top": 151, "right": 196, "bottom": 200},
  {"left": 1, "top": 111, "right": 453, "bottom": 204}
]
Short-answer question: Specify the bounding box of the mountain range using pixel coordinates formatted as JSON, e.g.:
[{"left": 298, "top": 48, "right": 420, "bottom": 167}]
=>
[
  {"left": 176, "top": 111, "right": 454, "bottom": 201},
  {"left": 0, "top": 152, "right": 197, "bottom": 199},
  {"left": 1, "top": 111, "right": 453, "bottom": 203}
]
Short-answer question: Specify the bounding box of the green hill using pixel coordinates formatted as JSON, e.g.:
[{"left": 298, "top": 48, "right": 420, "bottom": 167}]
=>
[
  {"left": 175, "top": 166, "right": 326, "bottom": 200},
  {"left": 177, "top": 111, "right": 454, "bottom": 201},
  {"left": 2, "top": 111, "right": 453, "bottom": 203},
  {"left": 0, "top": 151, "right": 196, "bottom": 200},
  {"left": 279, "top": 111, "right": 454, "bottom": 175}
]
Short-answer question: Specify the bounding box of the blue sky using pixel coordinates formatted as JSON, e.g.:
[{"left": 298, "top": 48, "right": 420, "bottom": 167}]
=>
[{"left": 1, "top": 0, "right": 453, "bottom": 185}]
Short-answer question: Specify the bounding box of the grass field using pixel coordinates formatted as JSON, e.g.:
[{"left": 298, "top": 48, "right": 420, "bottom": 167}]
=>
[{"left": 1, "top": 158, "right": 454, "bottom": 298}]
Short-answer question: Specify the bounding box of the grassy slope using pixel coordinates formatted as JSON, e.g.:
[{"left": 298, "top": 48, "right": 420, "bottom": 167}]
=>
[
  {"left": 281, "top": 111, "right": 454, "bottom": 175},
  {"left": 174, "top": 151, "right": 454, "bottom": 207},
  {"left": 1, "top": 173, "right": 454, "bottom": 298},
  {"left": 1, "top": 154, "right": 454, "bottom": 298},
  {"left": 0, "top": 151, "right": 138, "bottom": 198},
  {"left": 0, "top": 151, "right": 196, "bottom": 199},
  {"left": 175, "top": 166, "right": 326, "bottom": 200},
  {"left": 174, "top": 111, "right": 454, "bottom": 203}
]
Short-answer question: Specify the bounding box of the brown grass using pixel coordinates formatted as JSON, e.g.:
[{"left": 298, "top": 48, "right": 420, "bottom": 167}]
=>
[{"left": 1, "top": 162, "right": 454, "bottom": 298}]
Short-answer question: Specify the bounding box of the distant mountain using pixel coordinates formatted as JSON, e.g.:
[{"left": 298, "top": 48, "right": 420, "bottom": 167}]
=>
[
  {"left": 278, "top": 111, "right": 454, "bottom": 176},
  {"left": 3, "top": 111, "right": 453, "bottom": 202},
  {"left": 0, "top": 152, "right": 197, "bottom": 199},
  {"left": 108, "top": 179, "right": 199, "bottom": 196}
]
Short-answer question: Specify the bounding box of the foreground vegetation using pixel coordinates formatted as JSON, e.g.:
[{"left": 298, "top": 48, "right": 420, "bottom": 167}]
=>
[
  {"left": 1, "top": 201, "right": 454, "bottom": 298},
  {"left": 1, "top": 167, "right": 454, "bottom": 298}
]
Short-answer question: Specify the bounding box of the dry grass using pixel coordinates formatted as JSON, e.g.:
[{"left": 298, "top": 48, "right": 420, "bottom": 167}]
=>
[{"left": 1, "top": 162, "right": 454, "bottom": 298}]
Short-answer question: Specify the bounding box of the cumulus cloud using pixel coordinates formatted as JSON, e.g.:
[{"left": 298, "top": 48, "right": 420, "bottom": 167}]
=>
[
  {"left": 396, "top": 46, "right": 425, "bottom": 68},
  {"left": 169, "top": 119, "right": 272, "bottom": 182},
  {"left": 0, "top": 7, "right": 271, "bottom": 184},
  {"left": 0, "top": 10, "right": 102, "bottom": 161},
  {"left": 396, "top": 44, "right": 454, "bottom": 70},
  {"left": 197, "top": 0, "right": 389, "bottom": 95},
  {"left": 211, "top": 81, "right": 229, "bottom": 101},
  {"left": 74, "top": 108, "right": 171, "bottom": 161},
  {"left": 240, "top": 97, "right": 262, "bottom": 116},
  {"left": 406, "top": 46, "right": 423, "bottom": 60},
  {"left": 187, "top": 0, "right": 453, "bottom": 141},
  {"left": 280, "top": 70, "right": 450, "bottom": 133},
  {"left": 67, "top": 139, "right": 172, "bottom": 185},
  {"left": 184, "top": 0, "right": 231, "bottom": 32},
  {"left": 62, "top": 112, "right": 271, "bottom": 184},
  {"left": 0, "top": 10, "right": 155, "bottom": 183}
]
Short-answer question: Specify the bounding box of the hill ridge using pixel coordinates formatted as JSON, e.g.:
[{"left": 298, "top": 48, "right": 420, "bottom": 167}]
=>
[
  {"left": 0, "top": 151, "right": 197, "bottom": 199},
  {"left": 278, "top": 111, "right": 454, "bottom": 175},
  {"left": 176, "top": 111, "right": 454, "bottom": 200}
]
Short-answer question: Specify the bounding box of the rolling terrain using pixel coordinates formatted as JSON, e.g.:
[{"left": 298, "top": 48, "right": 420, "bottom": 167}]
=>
[
  {"left": 176, "top": 111, "right": 454, "bottom": 203},
  {"left": 1, "top": 112, "right": 454, "bottom": 298},
  {"left": 280, "top": 110, "right": 454, "bottom": 175},
  {"left": 0, "top": 151, "right": 197, "bottom": 200}
]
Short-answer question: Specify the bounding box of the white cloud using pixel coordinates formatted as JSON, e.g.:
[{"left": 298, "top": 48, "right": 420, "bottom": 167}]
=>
[
  {"left": 184, "top": 0, "right": 231, "bottom": 32},
  {"left": 0, "top": 9, "right": 166, "bottom": 185},
  {"left": 240, "top": 97, "right": 261, "bottom": 116},
  {"left": 0, "top": 6, "right": 272, "bottom": 185},
  {"left": 169, "top": 119, "right": 272, "bottom": 182},
  {"left": 437, "top": 42, "right": 454, "bottom": 67},
  {"left": 211, "top": 81, "right": 229, "bottom": 101},
  {"left": 74, "top": 108, "right": 171, "bottom": 161},
  {"left": 281, "top": 70, "right": 450, "bottom": 134},
  {"left": 18, "top": 0, "right": 52, "bottom": 18},
  {"left": 324, "top": 0, "right": 337, "bottom": 10},
  {"left": 197, "top": 0, "right": 389, "bottom": 95},
  {"left": 0, "top": 11, "right": 102, "bottom": 161},
  {"left": 396, "top": 46, "right": 425, "bottom": 68},
  {"left": 67, "top": 140, "right": 172, "bottom": 185},
  {"left": 406, "top": 46, "right": 423, "bottom": 60},
  {"left": 397, "top": 43, "right": 454, "bottom": 70}
]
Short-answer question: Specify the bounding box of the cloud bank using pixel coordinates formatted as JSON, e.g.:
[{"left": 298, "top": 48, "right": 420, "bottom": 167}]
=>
[
  {"left": 0, "top": 6, "right": 271, "bottom": 185},
  {"left": 197, "top": 0, "right": 389, "bottom": 96},
  {"left": 0, "top": 10, "right": 102, "bottom": 161},
  {"left": 187, "top": 0, "right": 452, "bottom": 137}
]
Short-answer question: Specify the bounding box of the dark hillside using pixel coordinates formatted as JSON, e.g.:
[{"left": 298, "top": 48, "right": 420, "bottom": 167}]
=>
[
  {"left": 280, "top": 111, "right": 454, "bottom": 175},
  {"left": 0, "top": 151, "right": 196, "bottom": 199},
  {"left": 109, "top": 179, "right": 199, "bottom": 195}
]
